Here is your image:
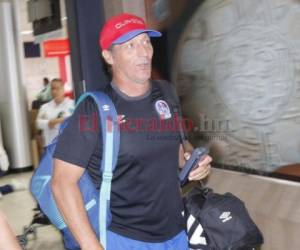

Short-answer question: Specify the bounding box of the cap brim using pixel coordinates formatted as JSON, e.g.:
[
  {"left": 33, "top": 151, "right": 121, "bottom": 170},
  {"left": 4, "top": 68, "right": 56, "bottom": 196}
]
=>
[{"left": 112, "top": 29, "right": 162, "bottom": 45}]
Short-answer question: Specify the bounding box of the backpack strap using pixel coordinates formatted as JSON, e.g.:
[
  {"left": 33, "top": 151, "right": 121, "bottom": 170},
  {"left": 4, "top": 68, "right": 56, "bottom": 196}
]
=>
[
  {"left": 77, "top": 91, "right": 120, "bottom": 249},
  {"left": 154, "top": 80, "right": 188, "bottom": 145}
]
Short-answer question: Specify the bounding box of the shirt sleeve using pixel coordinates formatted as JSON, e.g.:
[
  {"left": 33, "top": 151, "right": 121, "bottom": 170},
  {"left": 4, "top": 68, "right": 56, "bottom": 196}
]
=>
[
  {"left": 53, "top": 97, "right": 101, "bottom": 168},
  {"left": 66, "top": 100, "right": 75, "bottom": 116},
  {"left": 35, "top": 105, "right": 50, "bottom": 130},
  {"left": 63, "top": 99, "right": 75, "bottom": 118}
]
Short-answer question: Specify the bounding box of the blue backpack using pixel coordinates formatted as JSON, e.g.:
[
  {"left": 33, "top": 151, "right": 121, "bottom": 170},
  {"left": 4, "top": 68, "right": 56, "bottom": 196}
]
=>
[{"left": 30, "top": 92, "right": 120, "bottom": 250}]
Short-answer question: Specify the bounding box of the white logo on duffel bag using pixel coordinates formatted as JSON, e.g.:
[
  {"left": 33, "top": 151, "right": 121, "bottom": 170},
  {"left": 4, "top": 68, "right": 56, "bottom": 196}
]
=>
[
  {"left": 187, "top": 214, "right": 207, "bottom": 246},
  {"left": 219, "top": 211, "right": 232, "bottom": 223}
]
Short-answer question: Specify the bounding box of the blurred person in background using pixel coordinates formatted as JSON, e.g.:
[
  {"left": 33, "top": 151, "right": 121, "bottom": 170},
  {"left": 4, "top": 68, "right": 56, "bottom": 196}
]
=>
[
  {"left": 36, "top": 77, "right": 52, "bottom": 103},
  {"left": 36, "top": 78, "right": 74, "bottom": 147},
  {"left": 32, "top": 77, "right": 53, "bottom": 110}
]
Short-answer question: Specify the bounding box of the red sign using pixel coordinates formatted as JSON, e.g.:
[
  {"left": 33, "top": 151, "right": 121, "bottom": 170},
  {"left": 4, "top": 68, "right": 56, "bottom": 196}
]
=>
[{"left": 43, "top": 39, "right": 70, "bottom": 57}]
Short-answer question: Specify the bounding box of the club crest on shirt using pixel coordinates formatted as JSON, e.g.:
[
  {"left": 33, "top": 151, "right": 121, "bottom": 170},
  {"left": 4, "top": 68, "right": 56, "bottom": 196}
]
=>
[{"left": 155, "top": 100, "right": 172, "bottom": 120}]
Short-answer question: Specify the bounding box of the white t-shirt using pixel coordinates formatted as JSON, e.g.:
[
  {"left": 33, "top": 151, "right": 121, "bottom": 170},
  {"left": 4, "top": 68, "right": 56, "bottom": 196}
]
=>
[
  {"left": 0, "top": 144, "right": 9, "bottom": 172},
  {"left": 36, "top": 97, "right": 74, "bottom": 146}
]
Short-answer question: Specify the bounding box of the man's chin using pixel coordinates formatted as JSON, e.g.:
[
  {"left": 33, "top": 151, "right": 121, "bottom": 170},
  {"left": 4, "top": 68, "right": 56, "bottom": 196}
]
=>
[
  {"left": 136, "top": 73, "right": 151, "bottom": 82},
  {"left": 135, "top": 77, "right": 151, "bottom": 85},
  {"left": 54, "top": 96, "right": 64, "bottom": 103}
]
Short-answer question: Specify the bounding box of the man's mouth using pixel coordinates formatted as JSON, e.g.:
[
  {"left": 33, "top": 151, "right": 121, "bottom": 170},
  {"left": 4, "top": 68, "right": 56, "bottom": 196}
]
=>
[{"left": 136, "top": 62, "right": 150, "bottom": 69}]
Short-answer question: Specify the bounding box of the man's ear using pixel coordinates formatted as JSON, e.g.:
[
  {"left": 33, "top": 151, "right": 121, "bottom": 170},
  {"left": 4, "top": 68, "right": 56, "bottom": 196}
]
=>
[{"left": 102, "top": 50, "right": 113, "bottom": 65}]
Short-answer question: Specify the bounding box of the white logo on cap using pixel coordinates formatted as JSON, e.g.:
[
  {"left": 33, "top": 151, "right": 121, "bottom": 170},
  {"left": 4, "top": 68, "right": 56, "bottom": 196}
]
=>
[
  {"left": 155, "top": 100, "right": 172, "bottom": 120},
  {"left": 115, "top": 18, "right": 144, "bottom": 29}
]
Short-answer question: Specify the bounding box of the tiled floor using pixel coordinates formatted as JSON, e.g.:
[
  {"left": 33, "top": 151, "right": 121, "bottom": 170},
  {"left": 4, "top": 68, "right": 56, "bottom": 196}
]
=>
[{"left": 0, "top": 171, "right": 65, "bottom": 250}]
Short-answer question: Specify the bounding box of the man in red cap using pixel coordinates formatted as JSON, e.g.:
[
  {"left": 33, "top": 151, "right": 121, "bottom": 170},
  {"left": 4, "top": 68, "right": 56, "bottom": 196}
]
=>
[{"left": 52, "top": 12, "right": 211, "bottom": 250}]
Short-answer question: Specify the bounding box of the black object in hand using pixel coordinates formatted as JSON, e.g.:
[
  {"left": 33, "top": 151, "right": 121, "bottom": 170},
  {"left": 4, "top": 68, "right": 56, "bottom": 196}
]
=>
[
  {"left": 57, "top": 111, "right": 64, "bottom": 118},
  {"left": 179, "top": 147, "right": 209, "bottom": 186}
]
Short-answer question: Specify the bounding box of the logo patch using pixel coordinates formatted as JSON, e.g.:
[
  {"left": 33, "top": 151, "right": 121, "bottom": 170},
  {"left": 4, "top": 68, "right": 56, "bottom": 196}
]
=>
[
  {"left": 219, "top": 211, "right": 232, "bottom": 223},
  {"left": 155, "top": 100, "right": 172, "bottom": 120},
  {"left": 102, "top": 104, "right": 110, "bottom": 111}
]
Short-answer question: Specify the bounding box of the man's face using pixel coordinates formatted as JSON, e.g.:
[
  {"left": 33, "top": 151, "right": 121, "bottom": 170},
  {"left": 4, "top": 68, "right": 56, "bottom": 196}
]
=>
[
  {"left": 51, "top": 80, "right": 64, "bottom": 101},
  {"left": 105, "top": 33, "right": 154, "bottom": 85}
]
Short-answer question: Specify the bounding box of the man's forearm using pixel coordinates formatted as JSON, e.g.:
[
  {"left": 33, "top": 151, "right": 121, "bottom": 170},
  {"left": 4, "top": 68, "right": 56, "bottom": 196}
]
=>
[
  {"left": 48, "top": 118, "right": 65, "bottom": 129},
  {"left": 0, "top": 211, "right": 22, "bottom": 250},
  {"left": 52, "top": 181, "right": 103, "bottom": 250}
]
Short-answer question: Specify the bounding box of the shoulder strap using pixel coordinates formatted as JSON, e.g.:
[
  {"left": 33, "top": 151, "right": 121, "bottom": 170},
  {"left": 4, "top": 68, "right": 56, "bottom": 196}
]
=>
[
  {"left": 76, "top": 91, "right": 120, "bottom": 249},
  {"left": 155, "top": 80, "right": 187, "bottom": 145},
  {"left": 154, "top": 80, "right": 180, "bottom": 111},
  {"left": 76, "top": 91, "right": 120, "bottom": 173}
]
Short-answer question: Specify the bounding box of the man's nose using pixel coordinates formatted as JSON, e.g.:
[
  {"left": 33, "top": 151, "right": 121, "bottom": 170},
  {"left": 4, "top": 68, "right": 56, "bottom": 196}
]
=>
[{"left": 137, "top": 44, "right": 148, "bottom": 56}]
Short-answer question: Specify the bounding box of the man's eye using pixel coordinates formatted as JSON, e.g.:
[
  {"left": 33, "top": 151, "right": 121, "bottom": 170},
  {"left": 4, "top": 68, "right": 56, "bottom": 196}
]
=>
[
  {"left": 126, "top": 43, "right": 134, "bottom": 49},
  {"left": 144, "top": 39, "right": 151, "bottom": 45}
]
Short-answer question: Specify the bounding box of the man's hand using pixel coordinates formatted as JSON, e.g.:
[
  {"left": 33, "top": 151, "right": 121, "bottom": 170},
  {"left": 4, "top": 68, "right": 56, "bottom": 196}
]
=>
[
  {"left": 184, "top": 152, "right": 212, "bottom": 181},
  {"left": 48, "top": 118, "right": 65, "bottom": 129}
]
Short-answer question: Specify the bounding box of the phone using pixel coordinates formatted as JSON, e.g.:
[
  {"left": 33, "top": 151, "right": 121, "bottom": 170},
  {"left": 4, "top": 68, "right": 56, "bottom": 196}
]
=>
[
  {"left": 179, "top": 147, "right": 209, "bottom": 186},
  {"left": 57, "top": 111, "right": 64, "bottom": 118}
]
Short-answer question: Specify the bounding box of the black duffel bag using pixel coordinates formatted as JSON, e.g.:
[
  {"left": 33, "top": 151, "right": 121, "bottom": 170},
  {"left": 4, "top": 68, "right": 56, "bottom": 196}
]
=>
[{"left": 183, "top": 186, "right": 264, "bottom": 250}]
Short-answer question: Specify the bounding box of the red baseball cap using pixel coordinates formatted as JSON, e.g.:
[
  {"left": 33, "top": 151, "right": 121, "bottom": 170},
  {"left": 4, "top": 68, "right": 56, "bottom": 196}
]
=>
[{"left": 99, "top": 13, "right": 161, "bottom": 50}]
